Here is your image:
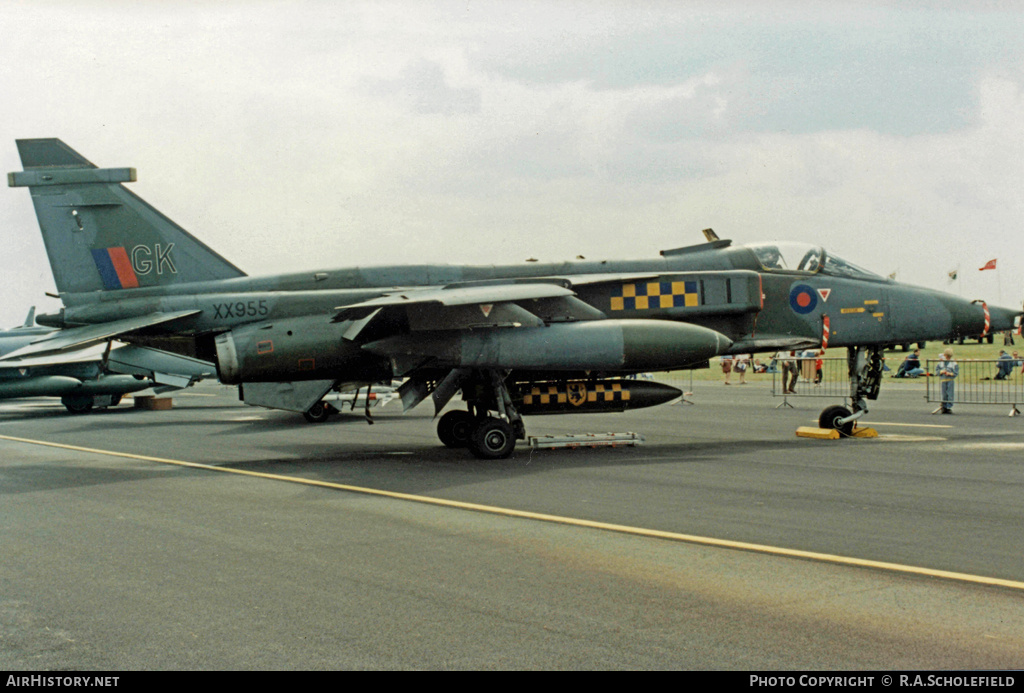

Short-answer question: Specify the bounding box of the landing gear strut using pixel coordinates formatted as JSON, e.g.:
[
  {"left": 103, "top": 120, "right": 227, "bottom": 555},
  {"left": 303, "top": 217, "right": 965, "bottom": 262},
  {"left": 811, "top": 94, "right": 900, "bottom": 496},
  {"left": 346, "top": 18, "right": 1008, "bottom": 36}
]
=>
[
  {"left": 435, "top": 369, "right": 525, "bottom": 459},
  {"left": 818, "top": 346, "right": 883, "bottom": 436}
]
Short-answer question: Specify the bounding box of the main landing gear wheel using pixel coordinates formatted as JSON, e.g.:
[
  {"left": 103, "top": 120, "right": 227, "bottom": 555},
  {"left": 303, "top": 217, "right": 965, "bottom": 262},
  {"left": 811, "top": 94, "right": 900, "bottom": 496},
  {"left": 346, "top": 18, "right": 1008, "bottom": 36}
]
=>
[
  {"left": 468, "top": 418, "right": 516, "bottom": 460},
  {"left": 437, "top": 410, "right": 475, "bottom": 448},
  {"left": 61, "top": 395, "right": 94, "bottom": 414},
  {"left": 303, "top": 400, "right": 336, "bottom": 423},
  {"left": 819, "top": 405, "right": 854, "bottom": 437}
]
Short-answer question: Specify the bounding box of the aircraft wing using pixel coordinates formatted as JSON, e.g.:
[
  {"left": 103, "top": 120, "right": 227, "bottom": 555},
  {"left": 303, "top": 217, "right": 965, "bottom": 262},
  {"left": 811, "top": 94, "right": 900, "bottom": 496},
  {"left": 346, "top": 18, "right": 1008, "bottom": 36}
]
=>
[
  {"left": 334, "top": 282, "right": 608, "bottom": 338},
  {"left": 0, "top": 310, "right": 201, "bottom": 361},
  {"left": 334, "top": 283, "right": 576, "bottom": 317},
  {"left": 0, "top": 343, "right": 110, "bottom": 368},
  {"left": 334, "top": 271, "right": 748, "bottom": 320},
  {"left": 548, "top": 272, "right": 663, "bottom": 287}
]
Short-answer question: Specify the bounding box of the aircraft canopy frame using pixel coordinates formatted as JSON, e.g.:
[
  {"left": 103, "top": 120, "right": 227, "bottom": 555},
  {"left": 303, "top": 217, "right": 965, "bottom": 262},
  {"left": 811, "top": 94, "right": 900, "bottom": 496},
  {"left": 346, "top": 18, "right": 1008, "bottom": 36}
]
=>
[{"left": 745, "top": 242, "right": 882, "bottom": 280}]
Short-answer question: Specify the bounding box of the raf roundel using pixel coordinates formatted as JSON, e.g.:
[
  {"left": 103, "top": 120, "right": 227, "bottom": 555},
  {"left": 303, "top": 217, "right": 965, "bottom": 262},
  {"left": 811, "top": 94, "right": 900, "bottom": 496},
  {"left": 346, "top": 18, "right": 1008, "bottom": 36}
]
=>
[{"left": 789, "top": 284, "right": 819, "bottom": 315}]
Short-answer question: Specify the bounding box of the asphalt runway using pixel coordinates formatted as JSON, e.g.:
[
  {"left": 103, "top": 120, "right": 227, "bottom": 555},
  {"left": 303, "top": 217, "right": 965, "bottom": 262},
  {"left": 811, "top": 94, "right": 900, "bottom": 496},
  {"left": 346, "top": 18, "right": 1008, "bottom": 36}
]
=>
[{"left": 2, "top": 379, "right": 1023, "bottom": 669}]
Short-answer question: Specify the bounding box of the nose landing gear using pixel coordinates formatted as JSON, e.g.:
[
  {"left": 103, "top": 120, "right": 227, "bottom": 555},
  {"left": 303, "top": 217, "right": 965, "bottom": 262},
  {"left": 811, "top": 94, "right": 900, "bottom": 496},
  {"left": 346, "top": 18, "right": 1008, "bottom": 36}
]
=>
[{"left": 817, "top": 346, "right": 883, "bottom": 437}]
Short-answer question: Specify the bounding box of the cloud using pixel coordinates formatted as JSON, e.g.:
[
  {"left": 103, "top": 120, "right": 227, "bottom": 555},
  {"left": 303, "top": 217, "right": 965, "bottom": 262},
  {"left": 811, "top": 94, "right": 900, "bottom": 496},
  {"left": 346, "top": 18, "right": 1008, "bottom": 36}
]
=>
[
  {"left": 2, "top": 1, "right": 1024, "bottom": 328},
  {"left": 360, "top": 59, "right": 481, "bottom": 115}
]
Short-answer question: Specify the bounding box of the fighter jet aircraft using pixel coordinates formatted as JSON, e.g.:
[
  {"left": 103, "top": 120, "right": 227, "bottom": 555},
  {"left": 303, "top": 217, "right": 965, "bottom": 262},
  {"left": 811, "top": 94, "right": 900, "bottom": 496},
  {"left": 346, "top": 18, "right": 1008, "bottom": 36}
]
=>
[
  {"left": 7, "top": 139, "right": 1021, "bottom": 454},
  {"left": 0, "top": 306, "right": 214, "bottom": 413}
]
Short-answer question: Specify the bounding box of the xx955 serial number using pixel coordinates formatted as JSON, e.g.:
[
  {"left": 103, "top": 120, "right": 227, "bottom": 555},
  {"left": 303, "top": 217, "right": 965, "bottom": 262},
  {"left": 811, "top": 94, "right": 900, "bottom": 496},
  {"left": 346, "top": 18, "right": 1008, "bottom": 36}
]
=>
[{"left": 212, "top": 299, "right": 270, "bottom": 319}]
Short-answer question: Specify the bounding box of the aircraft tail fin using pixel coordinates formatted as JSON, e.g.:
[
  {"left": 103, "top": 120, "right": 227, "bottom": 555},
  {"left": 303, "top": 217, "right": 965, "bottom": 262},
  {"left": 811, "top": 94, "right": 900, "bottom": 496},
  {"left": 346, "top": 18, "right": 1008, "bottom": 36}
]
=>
[
  {"left": 22, "top": 307, "right": 35, "bottom": 328},
  {"left": 9, "top": 138, "right": 245, "bottom": 295}
]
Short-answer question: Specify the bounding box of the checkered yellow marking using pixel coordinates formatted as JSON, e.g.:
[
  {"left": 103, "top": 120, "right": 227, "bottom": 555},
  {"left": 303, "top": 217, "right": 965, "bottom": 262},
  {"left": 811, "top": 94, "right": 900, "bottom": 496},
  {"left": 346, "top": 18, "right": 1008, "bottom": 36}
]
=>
[
  {"left": 522, "top": 382, "right": 631, "bottom": 406},
  {"left": 588, "top": 383, "right": 630, "bottom": 402},
  {"left": 610, "top": 280, "right": 699, "bottom": 311}
]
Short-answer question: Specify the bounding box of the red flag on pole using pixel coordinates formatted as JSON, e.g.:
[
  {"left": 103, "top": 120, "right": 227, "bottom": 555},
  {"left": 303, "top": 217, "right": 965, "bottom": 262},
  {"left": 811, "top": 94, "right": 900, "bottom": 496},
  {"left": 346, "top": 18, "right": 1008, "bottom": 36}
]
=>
[{"left": 979, "top": 259, "right": 997, "bottom": 271}]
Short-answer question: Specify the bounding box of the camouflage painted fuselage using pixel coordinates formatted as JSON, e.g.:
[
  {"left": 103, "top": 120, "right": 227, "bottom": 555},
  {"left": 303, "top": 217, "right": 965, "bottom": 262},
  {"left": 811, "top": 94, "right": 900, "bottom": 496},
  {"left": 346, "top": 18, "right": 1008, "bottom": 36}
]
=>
[
  {"left": 10, "top": 138, "right": 1019, "bottom": 390},
  {"left": 40, "top": 242, "right": 1011, "bottom": 382}
]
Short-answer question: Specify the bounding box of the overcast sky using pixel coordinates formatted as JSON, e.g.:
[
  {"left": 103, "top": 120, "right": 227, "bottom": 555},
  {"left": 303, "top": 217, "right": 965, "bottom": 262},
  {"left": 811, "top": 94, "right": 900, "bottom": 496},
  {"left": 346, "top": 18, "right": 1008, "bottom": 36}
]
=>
[{"left": 2, "top": 0, "right": 1022, "bottom": 328}]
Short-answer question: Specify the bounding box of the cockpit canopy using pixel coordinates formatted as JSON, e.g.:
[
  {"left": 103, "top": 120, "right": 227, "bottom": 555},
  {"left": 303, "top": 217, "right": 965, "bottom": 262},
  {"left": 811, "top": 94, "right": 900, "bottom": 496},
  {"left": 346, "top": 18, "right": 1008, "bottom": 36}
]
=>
[{"left": 745, "top": 242, "right": 883, "bottom": 280}]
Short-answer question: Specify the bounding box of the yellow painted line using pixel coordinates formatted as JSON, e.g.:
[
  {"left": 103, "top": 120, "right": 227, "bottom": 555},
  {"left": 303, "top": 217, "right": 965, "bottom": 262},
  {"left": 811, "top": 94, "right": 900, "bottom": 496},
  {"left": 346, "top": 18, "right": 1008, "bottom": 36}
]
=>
[
  {"left": 867, "top": 422, "right": 953, "bottom": 428},
  {"left": 959, "top": 442, "right": 1024, "bottom": 450},
  {"left": 3, "top": 433, "right": 1024, "bottom": 592}
]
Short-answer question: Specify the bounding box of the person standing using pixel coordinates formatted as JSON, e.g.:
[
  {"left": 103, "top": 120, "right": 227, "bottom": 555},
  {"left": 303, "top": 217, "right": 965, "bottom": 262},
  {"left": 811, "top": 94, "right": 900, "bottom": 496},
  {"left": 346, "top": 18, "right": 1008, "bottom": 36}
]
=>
[
  {"left": 735, "top": 354, "right": 749, "bottom": 384},
  {"left": 780, "top": 350, "right": 799, "bottom": 393},
  {"left": 933, "top": 348, "right": 959, "bottom": 414}
]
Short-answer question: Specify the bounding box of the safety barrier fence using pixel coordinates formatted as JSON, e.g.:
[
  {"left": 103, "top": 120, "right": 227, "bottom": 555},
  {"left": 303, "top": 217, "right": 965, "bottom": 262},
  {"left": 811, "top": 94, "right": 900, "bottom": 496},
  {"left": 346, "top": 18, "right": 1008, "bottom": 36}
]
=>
[
  {"left": 768, "top": 357, "right": 849, "bottom": 399},
  {"left": 925, "top": 359, "right": 1024, "bottom": 409},
  {"left": 647, "top": 356, "right": 1024, "bottom": 414},
  {"left": 651, "top": 358, "right": 851, "bottom": 398},
  {"left": 652, "top": 357, "right": 851, "bottom": 400}
]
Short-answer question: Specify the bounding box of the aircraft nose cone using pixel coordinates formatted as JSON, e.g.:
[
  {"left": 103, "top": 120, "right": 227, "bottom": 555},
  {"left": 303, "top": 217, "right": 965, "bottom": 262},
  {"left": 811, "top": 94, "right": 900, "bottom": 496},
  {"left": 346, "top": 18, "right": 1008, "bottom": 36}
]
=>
[
  {"left": 951, "top": 300, "right": 1022, "bottom": 339},
  {"left": 986, "top": 303, "right": 1023, "bottom": 334}
]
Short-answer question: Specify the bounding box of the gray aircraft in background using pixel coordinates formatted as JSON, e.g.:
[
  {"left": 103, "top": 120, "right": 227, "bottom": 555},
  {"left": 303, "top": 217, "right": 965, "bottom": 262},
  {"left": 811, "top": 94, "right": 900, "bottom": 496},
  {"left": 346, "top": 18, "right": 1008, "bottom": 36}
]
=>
[
  {"left": 7, "top": 138, "right": 1021, "bottom": 455},
  {"left": 0, "top": 307, "right": 213, "bottom": 413}
]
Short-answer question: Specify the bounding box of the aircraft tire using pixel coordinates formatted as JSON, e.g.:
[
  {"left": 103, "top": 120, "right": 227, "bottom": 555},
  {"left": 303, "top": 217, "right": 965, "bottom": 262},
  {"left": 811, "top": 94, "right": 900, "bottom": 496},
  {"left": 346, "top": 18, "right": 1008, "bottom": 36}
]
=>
[
  {"left": 61, "top": 395, "right": 95, "bottom": 414},
  {"left": 437, "top": 410, "right": 475, "bottom": 448},
  {"left": 468, "top": 418, "right": 516, "bottom": 459},
  {"left": 303, "top": 401, "right": 335, "bottom": 424},
  {"left": 819, "top": 405, "right": 854, "bottom": 437}
]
